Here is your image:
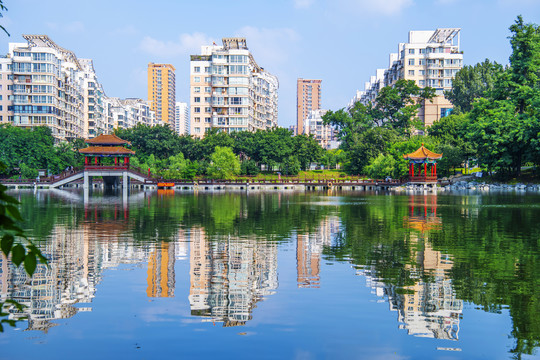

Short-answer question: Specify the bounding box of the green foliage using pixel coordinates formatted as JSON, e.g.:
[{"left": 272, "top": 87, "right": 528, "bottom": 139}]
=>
[
  {"left": 294, "top": 134, "right": 323, "bottom": 170},
  {"left": 240, "top": 159, "right": 260, "bottom": 175},
  {"left": 115, "top": 124, "right": 182, "bottom": 160},
  {"left": 0, "top": 0, "right": 9, "bottom": 36},
  {"left": 281, "top": 156, "right": 301, "bottom": 176},
  {"left": 365, "top": 154, "right": 397, "bottom": 179},
  {"left": 445, "top": 59, "right": 504, "bottom": 113},
  {"left": 0, "top": 160, "right": 48, "bottom": 331},
  {"left": 207, "top": 146, "right": 241, "bottom": 180},
  {"left": 468, "top": 98, "right": 530, "bottom": 176}
]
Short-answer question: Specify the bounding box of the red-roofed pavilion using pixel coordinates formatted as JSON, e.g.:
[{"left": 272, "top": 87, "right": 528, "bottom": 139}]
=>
[
  {"left": 403, "top": 144, "right": 442, "bottom": 183},
  {"left": 79, "top": 134, "right": 135, "bottom": 168}
]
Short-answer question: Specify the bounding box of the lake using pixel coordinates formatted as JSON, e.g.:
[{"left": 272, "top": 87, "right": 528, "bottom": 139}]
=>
[{"left": 1, "top": 189, "right": 539, "bottom": 359}]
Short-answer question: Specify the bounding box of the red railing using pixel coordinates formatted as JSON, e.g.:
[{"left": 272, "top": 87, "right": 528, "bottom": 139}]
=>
[{"left": 408, "top": 175, "right": 438, "bottom": 182}]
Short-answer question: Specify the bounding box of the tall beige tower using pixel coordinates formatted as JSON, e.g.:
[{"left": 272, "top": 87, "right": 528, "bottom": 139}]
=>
[
  {"left": 296, "top": 79, "right": 321, "bottom": 135},
  {"left": 148, "top": 63, "right": 176, "bottom": 126}
]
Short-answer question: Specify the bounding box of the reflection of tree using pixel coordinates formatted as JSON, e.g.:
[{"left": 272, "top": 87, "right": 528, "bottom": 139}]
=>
[{"left": 325, "top": 194, "right": 540, "bottom": 356}]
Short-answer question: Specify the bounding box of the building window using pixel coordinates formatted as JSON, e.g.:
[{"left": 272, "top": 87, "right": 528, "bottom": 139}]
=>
[
  {"left": 195, "top": 117, "right": 201, "bottom": 123},
  {"left": 194, "top": 107, "right": 200, "bottom": 113},
  {"left": 205, "top": 67, "right": 210, "bottom": 73},
  {"left": 205, "top": 107, "right": 211, "bottom": 113},
  {"left": 441, "top": 108, "right": 452, "bottom": 118},
  {"left": 204, "top": 77, "right": 211, "bottom": 83},
  {"left": 408, "top": 49, "right": 415, "bottom": 54},
  {"left": 194, "top": 66, "right": 201, "bottom": 73},
  {"left": 195, "top": 127, "right": 200, "bottom": 133},
  {"left": 194, "top": 97, "right": 200, "bottom": 103},
  {"left": 408, "top": 59, "right": 415, "bottom": 66},
  {"left": 205, "top": 87, "right": 211, "bottom": 93},
  {"left": 419, "top": 80, "right": 425, "bottom": 86},
  {"left": 194, "top": 87, "right": 200, "bottom": 93},
  {"left": 194, "top": 77, "right": 201, "bottom": 82},
  {"left": 205, "top": 117, "right": 211, "bottom": 123},
  {"left": 408, "top": 70, "right": 415, "bottom": 76},
  {"left": 419, "top": 59, "right": 426, "bottom": 65}
]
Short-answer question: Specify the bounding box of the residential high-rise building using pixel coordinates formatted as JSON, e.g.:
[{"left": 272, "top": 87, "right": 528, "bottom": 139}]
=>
[
  {"left": 148, "top": 63, "right": 176, "bottom": 126},
  {"left": 189, "top": 37, "right": 278, "bottom": 137},
  {"left": 175, "top": 101, "right": 189, "bottom": 135},
  {"left": 103, "top": 97, "right": 156, "bottom": 131},
  {"left": 296, "top": 79, "right": 321, "bottom": 135},
  {"left": 79, "top": 59, "right": 106, "bottom": 138},
  {"left": 1, "top": 35, "right": 85, "bottom": 142},
  {"left": 352, "top": 28, "right": 463, "bottom": 127},
  {"left": 304, "top": 109, "right": 339, "bottom": 150}
]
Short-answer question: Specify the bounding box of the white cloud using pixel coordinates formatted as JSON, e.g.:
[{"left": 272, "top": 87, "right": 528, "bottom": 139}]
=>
[
  {"left": 138, "top": 32, "right": 214, "bottom": 58},
  {"left": 234, "top": 26, "right": 301, "bottom": 67},
  {"left": 339, "top": 0, "right": 414, "bottom": 15},
  {"left": 436, "top": 0, "right": 458, "bottom": 4},
  {"left": 294, "top": 0, "right": 315, "bottom": 9}
]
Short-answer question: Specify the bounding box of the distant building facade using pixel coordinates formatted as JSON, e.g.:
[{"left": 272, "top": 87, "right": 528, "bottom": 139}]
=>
[
  {"left": 303, "top": 109, "right": 339, "bottom": 150},
  {"left": 189, "top": 37, "right": 278, "bottom": 137},
  {"left": 351, "top": 28, "right": 463, "bottom": 127},
  {"left": 0, "top": 35, "right": 158, "bottom": 142},
  {"left": 175, "top": 101, "right": 189, "bottom": 135},
  {"left": 296, "top": 78, "right": 321, "bottom": 135},
  {"left": 1, "top": 35, "right": 85, "bottom": 142},
  {"left": 148, "top": 63, "right": 176, "bottom": 127}
]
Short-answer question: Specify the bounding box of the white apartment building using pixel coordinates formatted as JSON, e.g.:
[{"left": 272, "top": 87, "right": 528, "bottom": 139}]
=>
[
  {"left": 175, "top": 101, "right": 189, "bottom": 135},
  {"left": 189, "top": 37, "right": 278, "bottom": 137},
  {"left": 103, "top": 97, "right": 156, "bottom": 131},
  {"left": 353, "top": 28, "right": 463, "bottom": 127},
  {"left": 304, "top": 109, "right": 339, "bottom": 150},
  {"left": 79, "top": 59, "right": 106, "bottom": 138},
  {"left": 1, "top": 35, "right": 85, "bottom": 142}
]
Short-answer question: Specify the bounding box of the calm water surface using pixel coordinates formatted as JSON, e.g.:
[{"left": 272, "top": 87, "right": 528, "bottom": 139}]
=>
[{"left": 1, "top": 189, "right": 539, "bottom": 359}]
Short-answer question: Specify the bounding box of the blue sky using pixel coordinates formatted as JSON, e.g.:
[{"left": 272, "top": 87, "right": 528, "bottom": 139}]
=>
[{"left": 1, "top": 0, "right": 539, "bottom": 128}]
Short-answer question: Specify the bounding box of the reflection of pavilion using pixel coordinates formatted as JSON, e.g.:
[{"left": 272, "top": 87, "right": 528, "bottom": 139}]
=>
[
  {"left": 188, "top": 228, "right": 278, "bottom": 327},
  {"left": 363, "top": 195, "right": 463, "bottom": 341}
]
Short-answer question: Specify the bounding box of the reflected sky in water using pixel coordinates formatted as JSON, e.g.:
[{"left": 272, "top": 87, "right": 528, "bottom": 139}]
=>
[{"left": 1, "top": 189, "right": 539, "bottom": 359}]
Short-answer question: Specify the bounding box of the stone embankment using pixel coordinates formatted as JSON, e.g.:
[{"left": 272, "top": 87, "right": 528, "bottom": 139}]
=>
[{"left": 439, "top": 180, "right": 540, "bottom": 192}]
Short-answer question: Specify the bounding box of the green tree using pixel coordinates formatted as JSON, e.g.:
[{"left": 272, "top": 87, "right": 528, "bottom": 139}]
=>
[
  {"left": 206, "top": 146, "right": 240, "bottom": 180},
  {"left": 293, "top": 134, "right": 323, "bottom": 170},
  {"left": 364, "top": 154, "right": 397, "bottom": 179},
  {"left": 445, "top": 60, "right": 504, "bottom": 113},
  {"left": 281, "top": 155, "right": 301, "bottom": 176},
  {"left": 115, "top": 124, "right": 180, "bottom": 160}
]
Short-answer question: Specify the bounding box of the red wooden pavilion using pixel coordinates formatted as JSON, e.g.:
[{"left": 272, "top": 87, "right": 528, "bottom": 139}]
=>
[
  {"left": 79, "top": 134, "right": 135, "bottom": 168},
  {"left": 403, "top": 144, "right": 442, "bottom": 183}
]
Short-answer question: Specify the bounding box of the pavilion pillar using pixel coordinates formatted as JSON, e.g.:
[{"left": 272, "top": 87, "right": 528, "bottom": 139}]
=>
[
  {"left": 85, "top": 157, "right": 88, "bottom": 166},
  {"left": 424, "top": 163, "right": 427, "bottom": 176},
  {"left": 434, "top": 163, "right": 437, "bottom": 176},
  {"left": 114, "top": 157, "right": 118, "bottom": 166},
  {"left": 94, "top": 157, "right": 98, "bottom": 165}
]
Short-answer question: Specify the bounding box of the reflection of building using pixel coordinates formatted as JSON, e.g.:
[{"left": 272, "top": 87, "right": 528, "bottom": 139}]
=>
[
  {"left": 147, "top": 242, "right": 175, "bottom": 298},
  {"left": 189, "top": 227, "right": 278, "bottom": 326},
  {"left": 0, "top": 195, "right": 163, "bottom": 331},
  {"left": 296, "top": 217, "right": 339, "bottom": 288},
  {"left": 361, "top": 195, "right": 462, "bottom": 340}
]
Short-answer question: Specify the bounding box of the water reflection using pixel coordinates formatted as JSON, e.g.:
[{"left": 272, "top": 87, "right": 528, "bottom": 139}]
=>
[
  {"left": 0, "top": 190, "right": 539, "bottom": 358},
  {"left": 189, "top": 228, "right": 278, "bottom": 326}
]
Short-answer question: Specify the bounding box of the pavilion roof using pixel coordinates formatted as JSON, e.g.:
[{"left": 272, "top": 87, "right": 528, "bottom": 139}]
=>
[
  {"left": 85, "top": 134, "right": 131, "bottom": 146},
  {"left": 79, "top": 146, "right": 135, "bottom": 155},
  {"left": 403, "top": 144, "right": 442, "bottom": 160}
]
